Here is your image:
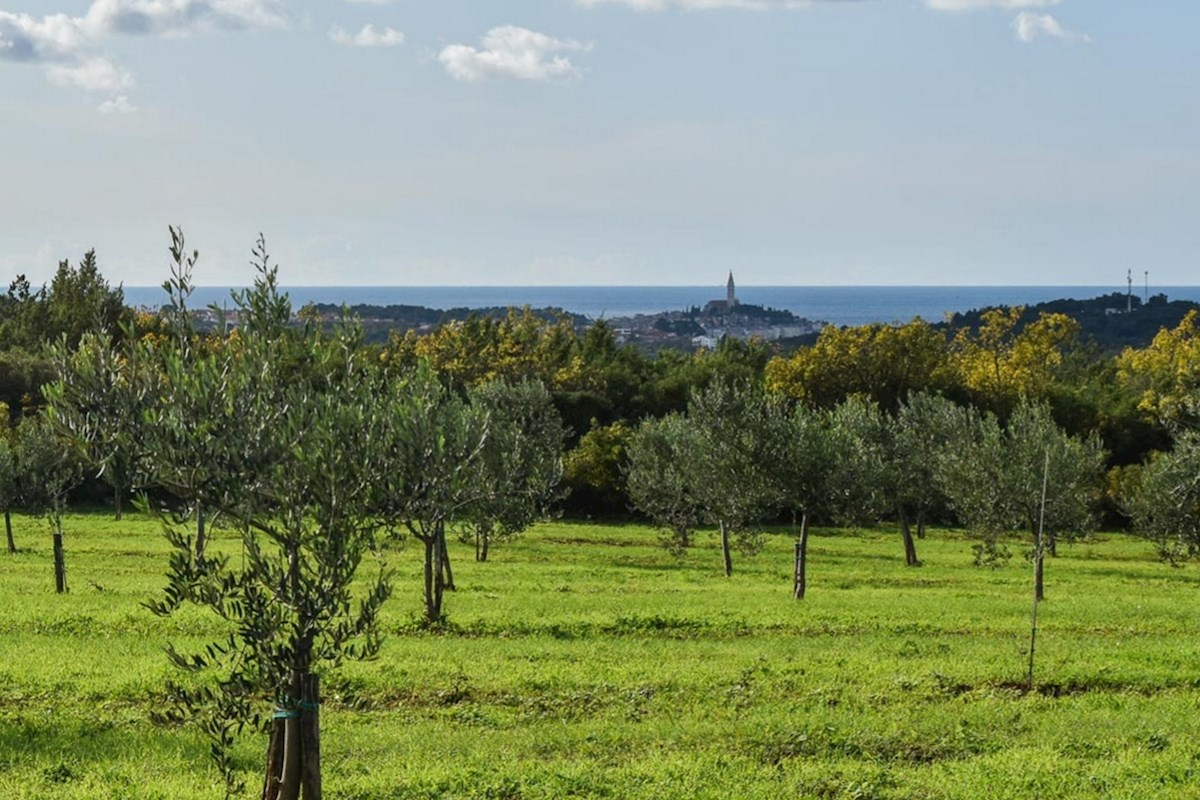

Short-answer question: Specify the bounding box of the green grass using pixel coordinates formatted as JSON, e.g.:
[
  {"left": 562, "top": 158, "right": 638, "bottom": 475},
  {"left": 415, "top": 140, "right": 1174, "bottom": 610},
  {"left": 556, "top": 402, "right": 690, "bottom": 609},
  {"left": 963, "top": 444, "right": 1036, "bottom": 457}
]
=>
[{"left": 4, "top": 512, "right": 1200, "bottom": 798}]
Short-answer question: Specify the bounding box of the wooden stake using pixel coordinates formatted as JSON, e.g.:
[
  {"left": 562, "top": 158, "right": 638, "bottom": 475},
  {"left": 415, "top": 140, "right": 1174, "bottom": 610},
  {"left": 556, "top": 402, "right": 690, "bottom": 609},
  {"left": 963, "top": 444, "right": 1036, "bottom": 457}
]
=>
[
  {"left": 793, "top": 513, "right": 809, "bottom": 600},
  {"left": 262, "top": 717, "right": 284, "bottom": 800},
  {"left": 300, "top": 674, "right": 321, "bottom": 800},
  {"left": 1027, "top": 451, "right": 1050, "bottom": 693}
]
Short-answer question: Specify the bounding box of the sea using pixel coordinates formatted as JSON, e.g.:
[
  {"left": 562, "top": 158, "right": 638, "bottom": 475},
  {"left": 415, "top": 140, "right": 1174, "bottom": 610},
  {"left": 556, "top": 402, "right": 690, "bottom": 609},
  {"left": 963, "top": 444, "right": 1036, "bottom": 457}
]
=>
[{"left": 121, "top": 286, "right": 1200, "bottom": 329}]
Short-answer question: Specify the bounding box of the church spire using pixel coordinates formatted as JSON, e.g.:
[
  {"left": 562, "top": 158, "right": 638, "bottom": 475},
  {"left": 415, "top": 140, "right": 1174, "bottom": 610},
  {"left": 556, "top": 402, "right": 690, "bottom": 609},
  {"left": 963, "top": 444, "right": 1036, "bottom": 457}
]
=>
[{"left": 726, "top": 271, "right": 736, "bottom": 307}]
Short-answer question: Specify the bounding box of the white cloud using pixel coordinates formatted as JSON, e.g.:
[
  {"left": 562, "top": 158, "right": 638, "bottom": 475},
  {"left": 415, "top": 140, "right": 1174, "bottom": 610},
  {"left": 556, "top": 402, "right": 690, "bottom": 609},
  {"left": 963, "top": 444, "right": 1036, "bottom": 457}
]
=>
[
  {"left": 47, "top": 56, "right": 133, "bottom": 90},
  {"left": 925, "top": 0, "right": 1058, "bottom": 9},
  {"left": 0, "top": 11, "right": 90, "bottom": 62},
  {"left": 98, "top": 93, "right": 137, "bottom": 113},
  {"left": 82, "top": 0, "right": 287, "bottom": 36},
  {"left": 1013, "top": 11, "right": 1088, "bottom": 42},
  {"left": 439, "top": 26, "right": 591, "bottom": 82},
  {"left": 1, "top": 0, "right": 286, "bottom": 105},
  {"left": 329, "top": 23, "right": 404, "bottom": 47}
]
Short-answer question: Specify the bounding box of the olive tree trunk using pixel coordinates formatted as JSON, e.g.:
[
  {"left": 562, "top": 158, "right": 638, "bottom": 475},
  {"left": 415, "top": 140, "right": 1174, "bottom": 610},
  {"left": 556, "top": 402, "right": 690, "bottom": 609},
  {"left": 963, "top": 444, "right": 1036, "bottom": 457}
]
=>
[
  {"left": 195, "top": 508, "right": 207, "bottom": 564},
  {"left": 899, "top": 508, "right": 920, "bottom": 567},
  {"left": 422, "top": 524, "right": 447, "bottom": 623},
  {"left": 5, "top": 509, "right": 14, "bottom": 554},
  {"left": 719, "top": 521, "right": 733, "bottom": 577},
  {"left": 53, "top": 531, "right": 66, "bottom": 593},
  {"left": 439, "top": 530, "right": 455, "bottom": 592},
  {"left": 475, "top": 523, "right": 491, "bottom": 563}
]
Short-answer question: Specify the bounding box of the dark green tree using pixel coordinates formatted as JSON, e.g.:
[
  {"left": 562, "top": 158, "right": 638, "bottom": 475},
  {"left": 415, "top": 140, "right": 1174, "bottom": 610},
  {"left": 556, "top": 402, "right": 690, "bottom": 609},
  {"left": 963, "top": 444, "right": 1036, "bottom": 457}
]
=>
[{"left": 562, "top": 420, "right": 633, "bottom": 516}]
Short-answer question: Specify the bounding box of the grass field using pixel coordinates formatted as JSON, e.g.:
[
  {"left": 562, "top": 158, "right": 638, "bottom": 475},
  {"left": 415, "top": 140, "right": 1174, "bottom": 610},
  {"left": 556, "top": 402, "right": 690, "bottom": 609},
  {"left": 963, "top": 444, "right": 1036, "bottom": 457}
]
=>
[{"left": 3, "top": 512, "right": 1200, "bottom": 799}]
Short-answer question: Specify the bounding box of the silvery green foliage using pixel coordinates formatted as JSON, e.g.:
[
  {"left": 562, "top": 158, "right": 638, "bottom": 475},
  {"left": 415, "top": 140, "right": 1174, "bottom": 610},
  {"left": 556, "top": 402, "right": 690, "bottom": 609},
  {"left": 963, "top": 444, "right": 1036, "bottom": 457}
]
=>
[
  {"left": 892, "top": 392, "right": 969, "bottom": 527},
  {"left": 369, "top": 361, "right": 489, "bottom": 622},
  {"left": 626, "top": 382, "right": 784, "bottom": 571},
  {"left": 14, "top": 413, "right": 82, "bottom": 524},
  {"left": 767, "top": 402, "right": 835, "bottom": 525},
  {"left": 1125, "top": 431, "right": 1200, "bottom": 564},
  {"left": 45, "top": 326, "right": 151, "bottom": 520},
  {"left": 626, "top": 412, "right": 705, "bottom": 557},
  {"left": 687, "top": 381, "right": 785, "bottom": 557},
  {"left": 826, "top": 396, "right": 892, "bottom": 527},
  {"left": 461, "top": 379, "right": 564, "bottom": 559},
  {"left": 936, "top": 400, "right": 1105, "bottom": 566},
  {"left": 139, "top": 231, "right": 393, "bottom": 796}
]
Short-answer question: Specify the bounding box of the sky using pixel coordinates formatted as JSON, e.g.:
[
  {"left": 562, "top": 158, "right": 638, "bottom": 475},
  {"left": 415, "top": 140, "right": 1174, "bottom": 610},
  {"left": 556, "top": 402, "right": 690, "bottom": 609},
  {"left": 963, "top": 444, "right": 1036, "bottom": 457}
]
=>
[{"left": 1, "top": 0, "right": 1197, "bottom": 287}]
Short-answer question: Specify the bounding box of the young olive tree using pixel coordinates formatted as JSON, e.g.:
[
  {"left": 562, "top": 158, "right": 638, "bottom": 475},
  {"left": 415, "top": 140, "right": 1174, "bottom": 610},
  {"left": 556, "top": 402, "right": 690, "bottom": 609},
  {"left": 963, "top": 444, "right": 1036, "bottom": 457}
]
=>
[
  {"left": 14, "top": 414, "right": 82, "bottom": 592},
  {"left": 892, "top": 392, "right": 968, "bottom": 542},
  {"left": 460, "top": 380, "right": 564, "bottom": 562},
  {"left": 45, "top": 328, "right": 149, "bottom": 522},
  {"left": 140, "top": 235, "right": 394, "bottom": 800},
  {"left": 370, "top": 363, "right": 488, "bottom": 623},
  {"left": 626, "top": 412, "right": 706, "bottom": 557},
  {"left": 686, "top": 382, "right": 782, "bottom": 577},
  {"left": 1124, "top": 431, "right": 1200, "bottom": 564},
  {"left": 767, "top": 402, "right": 835, "bottom": 599},
  {"left": 937, "top": 401, "right": 1104, "bottom": 600},
  {"left": 0, "top": 431, "right": 16, "bottom": 554},
  {"left": 142, "top": 233, "right": 262, "bottom": 560},
  {"left": 826, "top": 397, "right": 914, "bottom": 558}
]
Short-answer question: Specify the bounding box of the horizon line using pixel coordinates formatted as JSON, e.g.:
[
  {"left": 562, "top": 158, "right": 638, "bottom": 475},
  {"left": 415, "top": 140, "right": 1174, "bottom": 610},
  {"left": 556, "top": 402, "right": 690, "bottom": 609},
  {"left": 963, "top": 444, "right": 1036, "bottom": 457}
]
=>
[{"left": 121, "top": 283, "right": 1200, "bottom": 290}]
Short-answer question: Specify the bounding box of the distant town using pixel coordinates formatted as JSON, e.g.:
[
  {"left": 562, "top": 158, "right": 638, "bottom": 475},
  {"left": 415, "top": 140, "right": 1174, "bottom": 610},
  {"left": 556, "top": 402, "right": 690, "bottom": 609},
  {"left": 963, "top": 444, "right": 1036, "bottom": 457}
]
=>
[
  {"left": 603, "top": 273, "right": 822, "bottom": 350},
  {"left": 177, "top": 272, "right": 825, "bottom": 350}
]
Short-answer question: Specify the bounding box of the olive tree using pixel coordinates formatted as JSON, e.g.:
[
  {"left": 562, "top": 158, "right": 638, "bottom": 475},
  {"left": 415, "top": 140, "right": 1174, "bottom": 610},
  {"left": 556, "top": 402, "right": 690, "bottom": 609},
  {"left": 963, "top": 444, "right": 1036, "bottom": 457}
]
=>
[
  {"left": 887, "top": 391, "right": 981, "bottom": 555},
  {"left": 460, "top": 380, "right": 564, "bottom": 562},
  {"left": 627, "top": 383, "right": 782, "bottom": 575},
  {"left": 626, "top": 412, "right": 706, "bottom": 557},
  {"left": 0, "top": 431, "right": 16, "bottom": 554},
  {"left": 138, "top": 234, "right": 395, "bottom": 800},
  {"left": 937, "top": 401, "right": 1105, "bottom": 600},
  {"left": 142, "top": 233, "right": 257, "bottom": 560},
  {"left": 46, "top": 328, "right": 149, "bottom": 522},
  {"left": 14, "top": 414, "right": 82, "bottom": 591},
  {"left": 826, "top": 397, "right": 904, "bottom": 556},
  {"left": 370, "top": 363, "right": 488, "bottom": 623},
  {"left": 767, "top": 402, "right": 835, "bottom": 599},
  {"left": 1124, "top": 431, "right": 1200, "bottom": 564}
]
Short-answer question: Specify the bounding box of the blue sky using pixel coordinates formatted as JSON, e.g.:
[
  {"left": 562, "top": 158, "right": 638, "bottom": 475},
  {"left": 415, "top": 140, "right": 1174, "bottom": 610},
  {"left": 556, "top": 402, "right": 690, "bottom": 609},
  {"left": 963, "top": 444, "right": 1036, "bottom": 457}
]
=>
[{"left": 1, "top": 1, "right": 1196, "bottom": 287}]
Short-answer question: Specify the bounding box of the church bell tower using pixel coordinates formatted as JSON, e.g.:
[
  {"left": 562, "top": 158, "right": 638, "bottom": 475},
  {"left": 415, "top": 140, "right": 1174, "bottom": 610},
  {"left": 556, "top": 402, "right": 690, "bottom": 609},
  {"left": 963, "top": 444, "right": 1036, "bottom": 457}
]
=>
[{"left": 727, "top": 271, "right": 736, "bottom": 307}]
